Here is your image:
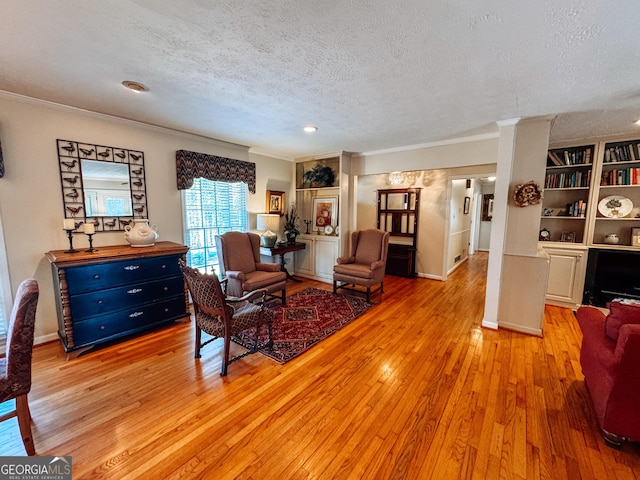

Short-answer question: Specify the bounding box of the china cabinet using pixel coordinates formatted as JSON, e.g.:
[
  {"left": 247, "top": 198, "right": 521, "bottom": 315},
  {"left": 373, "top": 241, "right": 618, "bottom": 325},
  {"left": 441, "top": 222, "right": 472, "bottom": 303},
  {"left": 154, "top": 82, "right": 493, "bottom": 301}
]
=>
[{"left": 46, "top": 241, "right": 189, "bottom": 356}]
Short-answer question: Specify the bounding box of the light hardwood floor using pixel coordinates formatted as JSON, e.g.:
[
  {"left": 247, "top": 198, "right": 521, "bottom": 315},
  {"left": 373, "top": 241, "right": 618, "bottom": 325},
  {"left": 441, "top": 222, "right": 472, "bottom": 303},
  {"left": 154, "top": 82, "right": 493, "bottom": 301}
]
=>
[{"left": 1, "top": 252, "right": 639, "bottom": 479}]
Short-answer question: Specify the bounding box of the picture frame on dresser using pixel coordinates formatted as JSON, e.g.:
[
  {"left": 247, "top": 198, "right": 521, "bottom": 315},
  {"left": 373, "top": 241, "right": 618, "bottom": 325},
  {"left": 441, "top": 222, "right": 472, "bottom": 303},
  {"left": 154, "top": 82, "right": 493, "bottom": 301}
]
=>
[{"left": 632, "top": 228, "right": 640, "bottom": 247}]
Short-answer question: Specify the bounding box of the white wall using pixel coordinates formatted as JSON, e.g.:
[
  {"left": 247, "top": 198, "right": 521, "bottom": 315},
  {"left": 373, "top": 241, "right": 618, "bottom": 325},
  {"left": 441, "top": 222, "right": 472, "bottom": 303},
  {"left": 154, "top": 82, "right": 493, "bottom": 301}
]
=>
[
  {"left": 0, "top": 92, "right": 291, "bottom": 343},
  {"left": 447, "top": 179, "right": 472, "bottom": 273},
  {"left": 356, "top": 163, "right": 496, "bottom": 280}
]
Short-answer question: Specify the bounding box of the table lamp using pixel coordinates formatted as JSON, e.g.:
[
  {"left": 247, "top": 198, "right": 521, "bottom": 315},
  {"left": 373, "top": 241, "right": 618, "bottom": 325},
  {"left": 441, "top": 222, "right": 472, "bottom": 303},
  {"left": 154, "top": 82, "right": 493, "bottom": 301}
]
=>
[{"left": 256, "top": 214, "right": 279, "bottom": 248}]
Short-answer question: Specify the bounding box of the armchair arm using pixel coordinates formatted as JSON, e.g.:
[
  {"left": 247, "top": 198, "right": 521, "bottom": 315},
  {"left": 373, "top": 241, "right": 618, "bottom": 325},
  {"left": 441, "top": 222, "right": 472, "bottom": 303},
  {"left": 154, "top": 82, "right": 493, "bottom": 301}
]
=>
[
  {"left": 255, "top": 262, "right": 281, "bottom": 272},
  {"left": 370, "top": 260, "right": 386, "bottom": 270},
  {"left": 337, "top": 256, "right": 355, "bottom": 265},
  {"left": 615, "top": 323, "right": 640, "bottom": 362},
  {"left": 225, "top": 270, "right": 247, "bottom": 281},
  {"left": 226, "top": 288, "right": 268, "bottom": 305}
]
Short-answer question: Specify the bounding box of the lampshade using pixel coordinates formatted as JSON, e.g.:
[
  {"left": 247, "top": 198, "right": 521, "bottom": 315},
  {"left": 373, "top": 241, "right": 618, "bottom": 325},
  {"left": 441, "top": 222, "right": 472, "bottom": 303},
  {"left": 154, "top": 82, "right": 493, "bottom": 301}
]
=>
[{"left": 257, "top": 214, "right": 280, "bottom": 247}]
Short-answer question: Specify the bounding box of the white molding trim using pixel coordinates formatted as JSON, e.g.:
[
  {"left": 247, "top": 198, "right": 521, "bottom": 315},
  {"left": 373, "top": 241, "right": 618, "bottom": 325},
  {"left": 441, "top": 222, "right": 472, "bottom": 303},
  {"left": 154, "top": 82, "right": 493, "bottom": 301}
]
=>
[
  {"left": 248, "top": 148, "right": 293, "bottom": 162},
  {"left": 416, "top": 272, "right": 443, "bottom": 281},
  {"left": 497, "top": 321, "right": 543, "bottom": 337},
  {"left": 481, "top": 319, "right": 499, "bottom": 330},
  {"left": 0, "top": 90, "right": 250, "bottom": 153},
  {"left": 34, "top": 333, "right": 58, "bottom": 346},
  {"left": 359, "top": 132, "right": 500, "bottom": 157}
]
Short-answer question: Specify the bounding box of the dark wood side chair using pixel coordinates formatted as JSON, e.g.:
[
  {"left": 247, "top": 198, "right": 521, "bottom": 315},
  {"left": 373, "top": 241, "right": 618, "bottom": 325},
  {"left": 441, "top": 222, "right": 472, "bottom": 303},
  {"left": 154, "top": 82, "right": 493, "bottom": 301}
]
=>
[
  {"left": 0, "top": 278, "right": 39, "bottom": 455},
  {"left": 180, "top": 261, "right": 272, "bottom": 376}
]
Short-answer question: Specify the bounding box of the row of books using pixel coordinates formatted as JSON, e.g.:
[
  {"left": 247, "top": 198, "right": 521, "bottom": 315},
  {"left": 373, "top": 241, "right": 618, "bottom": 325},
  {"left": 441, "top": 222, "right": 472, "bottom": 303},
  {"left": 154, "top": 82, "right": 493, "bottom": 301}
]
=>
[
  {"left": 567, "top": 200, "right": 587, "bottom": 217},
  {"left": 604, "top": 143, "right": 638, "bottom": 163},
  {"left": 545, "top": 170, "right": 591, "bottom": 189},
  {"left": 547, "top": 148, "right": 592, "bottom": 166},
  {"left": 601, "top": 167, "right": 640, "bottom": 186}
]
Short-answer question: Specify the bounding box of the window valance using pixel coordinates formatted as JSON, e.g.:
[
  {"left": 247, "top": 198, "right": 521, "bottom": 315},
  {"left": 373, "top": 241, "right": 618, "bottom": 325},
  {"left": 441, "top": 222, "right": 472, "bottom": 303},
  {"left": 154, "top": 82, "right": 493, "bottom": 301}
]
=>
[{"left": 176, "top": 149, "right": 256, "bottom": 193}]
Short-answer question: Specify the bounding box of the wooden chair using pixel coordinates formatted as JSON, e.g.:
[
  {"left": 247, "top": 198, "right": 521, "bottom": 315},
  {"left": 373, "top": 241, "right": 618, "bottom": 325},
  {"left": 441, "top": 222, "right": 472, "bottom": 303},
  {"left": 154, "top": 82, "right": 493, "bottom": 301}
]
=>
[
  {"left": 180, "top": 261, "right": 272, "bottom": 376},
  {"left": 333, "top": 229, "right": 390, "bottom": 302},
  {"left": 215, "top": 231, "right": 287, "bottom": 304},
  {"left": 0, "top": 278, "right": 39, "bottom": 455}
]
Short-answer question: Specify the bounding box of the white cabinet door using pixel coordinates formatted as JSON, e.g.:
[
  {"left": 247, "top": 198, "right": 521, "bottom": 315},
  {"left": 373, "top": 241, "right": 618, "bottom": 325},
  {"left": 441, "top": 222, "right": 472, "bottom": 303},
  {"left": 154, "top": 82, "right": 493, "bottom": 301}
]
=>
[
  {"left": 295, "top": 237, "right": 315, "bottom": 277},
  {"left": 543, "top": 246, "right": 588, "bottom": 307},
  {"left": 315, "top": 238, "right": 338, "bottom": 282}
]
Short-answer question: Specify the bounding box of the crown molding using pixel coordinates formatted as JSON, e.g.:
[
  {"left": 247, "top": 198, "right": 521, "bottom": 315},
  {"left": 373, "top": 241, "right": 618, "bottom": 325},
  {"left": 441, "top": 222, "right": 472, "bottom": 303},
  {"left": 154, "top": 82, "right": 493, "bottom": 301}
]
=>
[
  {"left": 0, "top": 90, "right": 249, "bottom": 153},
  {"left": 358, "top": 132, "right": 500, "bottom": 157}
]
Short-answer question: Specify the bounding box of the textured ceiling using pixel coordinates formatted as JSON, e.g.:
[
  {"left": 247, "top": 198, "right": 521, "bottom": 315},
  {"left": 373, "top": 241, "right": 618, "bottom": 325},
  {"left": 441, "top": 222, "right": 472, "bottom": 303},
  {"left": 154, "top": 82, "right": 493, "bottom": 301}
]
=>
[{"left": 2, "top": 1, "right": 640, "bottom": 159}]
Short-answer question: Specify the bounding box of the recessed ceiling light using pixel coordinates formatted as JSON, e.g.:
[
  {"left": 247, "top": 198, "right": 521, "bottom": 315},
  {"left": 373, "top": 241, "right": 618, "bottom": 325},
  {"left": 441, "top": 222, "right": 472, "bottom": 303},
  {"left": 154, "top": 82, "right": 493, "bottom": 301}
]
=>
[
  {"left": 487, "top": 176, "right": 496, "bottom": 182},
  {"left": 122, "top": 80, "right": 148, "bottom": 93},
  {"left": 303, "top": 125, "right": 318, "bottom": 133},
  {"left": 635, "top": 119, "right": 640, "bottom": 126}
]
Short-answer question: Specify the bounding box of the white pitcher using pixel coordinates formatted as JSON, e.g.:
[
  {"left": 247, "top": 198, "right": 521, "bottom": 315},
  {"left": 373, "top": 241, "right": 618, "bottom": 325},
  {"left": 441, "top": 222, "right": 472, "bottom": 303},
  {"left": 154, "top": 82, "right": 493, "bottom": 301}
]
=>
[{"left": 124, "top": 219, "right": 159, "bottom": 247}]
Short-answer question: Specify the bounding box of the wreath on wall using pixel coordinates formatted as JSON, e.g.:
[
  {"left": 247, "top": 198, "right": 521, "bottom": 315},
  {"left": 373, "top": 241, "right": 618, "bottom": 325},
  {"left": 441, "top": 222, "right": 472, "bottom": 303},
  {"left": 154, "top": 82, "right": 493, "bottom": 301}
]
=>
[{"left": 513, "top": 181, "right": 543, "bottom": 207}]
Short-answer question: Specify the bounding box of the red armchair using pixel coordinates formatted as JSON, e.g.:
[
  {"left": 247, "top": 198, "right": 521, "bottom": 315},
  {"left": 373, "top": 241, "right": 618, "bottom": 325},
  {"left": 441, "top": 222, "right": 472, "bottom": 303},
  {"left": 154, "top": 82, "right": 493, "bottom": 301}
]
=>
[{"left": 576, "top": 302, "right": 640, "bottom": 446}]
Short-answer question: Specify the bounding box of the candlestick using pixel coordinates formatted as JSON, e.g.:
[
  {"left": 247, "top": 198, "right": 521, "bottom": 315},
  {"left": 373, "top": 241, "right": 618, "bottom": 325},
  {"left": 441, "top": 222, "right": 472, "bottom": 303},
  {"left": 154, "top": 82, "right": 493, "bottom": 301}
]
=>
[
  {"left": 304, "top": 219, "right": 312, "bottom": 235},
  {"left": 63, "top": 218, "right": 75, "bottom": 230},
  {"left": 85, "top": 233, "right": 96, "bottom": 253},
  {"left": 83, "top": 223, "right": 95, "bottom": 234},
  {"left": 63, "top": 228, "right": 78, "bottom": 253}
]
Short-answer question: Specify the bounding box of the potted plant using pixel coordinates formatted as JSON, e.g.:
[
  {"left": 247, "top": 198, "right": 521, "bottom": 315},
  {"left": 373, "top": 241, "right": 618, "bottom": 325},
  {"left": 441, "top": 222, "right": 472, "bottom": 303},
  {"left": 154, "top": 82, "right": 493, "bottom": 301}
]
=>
[
  {"left": 302, "top": 164, "right": 335, "bottom": 188},
  {"left": 283, "top": 203, "right": 300, "bottom": 244}
]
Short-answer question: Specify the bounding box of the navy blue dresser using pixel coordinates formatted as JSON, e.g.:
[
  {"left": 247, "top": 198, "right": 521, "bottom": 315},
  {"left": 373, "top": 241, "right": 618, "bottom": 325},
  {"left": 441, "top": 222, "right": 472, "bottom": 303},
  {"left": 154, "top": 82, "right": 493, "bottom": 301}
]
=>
[{"left": 46, "top": 241, "right": 189, "bottom": 356}]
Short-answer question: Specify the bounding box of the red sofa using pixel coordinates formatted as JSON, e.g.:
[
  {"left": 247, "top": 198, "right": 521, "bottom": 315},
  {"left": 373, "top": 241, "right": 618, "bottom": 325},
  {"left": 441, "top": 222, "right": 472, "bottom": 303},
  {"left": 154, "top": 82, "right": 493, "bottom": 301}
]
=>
[{"left": 576, "top": 303, "right": 640, "bottom": 446}]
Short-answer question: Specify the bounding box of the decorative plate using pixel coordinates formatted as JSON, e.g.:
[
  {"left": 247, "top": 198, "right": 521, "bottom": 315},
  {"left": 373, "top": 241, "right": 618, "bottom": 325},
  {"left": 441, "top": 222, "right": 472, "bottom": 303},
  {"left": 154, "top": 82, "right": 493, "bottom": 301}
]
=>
[
  {"left": 513, "top": 181, "right": 543, "bottom": 207},
  {"left": 324, "top": 225, "right": 334, "bottom": 235},
  {"left": 598, "top": 195, "right": 633, "bottom": 218}
]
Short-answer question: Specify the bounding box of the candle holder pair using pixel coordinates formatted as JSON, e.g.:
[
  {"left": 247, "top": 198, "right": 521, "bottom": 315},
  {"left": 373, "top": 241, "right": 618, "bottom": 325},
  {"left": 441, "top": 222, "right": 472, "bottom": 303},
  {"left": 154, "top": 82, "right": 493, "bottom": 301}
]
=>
[{"left": 63, "top": 220, "right": 97, "bottom": 253}]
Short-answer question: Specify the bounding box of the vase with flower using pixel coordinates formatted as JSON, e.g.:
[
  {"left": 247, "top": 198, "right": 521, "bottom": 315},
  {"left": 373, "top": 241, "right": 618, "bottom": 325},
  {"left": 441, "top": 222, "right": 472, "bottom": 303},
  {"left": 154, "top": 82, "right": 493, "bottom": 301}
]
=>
[{"left": 283, "top": 203, "right": 300, "bottom": 244}]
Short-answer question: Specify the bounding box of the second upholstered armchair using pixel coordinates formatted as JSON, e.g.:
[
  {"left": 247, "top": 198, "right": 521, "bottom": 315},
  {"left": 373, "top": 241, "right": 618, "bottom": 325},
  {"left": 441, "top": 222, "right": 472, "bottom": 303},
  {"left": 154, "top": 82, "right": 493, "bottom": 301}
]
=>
[
  {"left": 215, "top": 231, "right": 287, "bottom": 304},
  {"left": 333, "top": 229, "right": 390, "bottom": 302}
]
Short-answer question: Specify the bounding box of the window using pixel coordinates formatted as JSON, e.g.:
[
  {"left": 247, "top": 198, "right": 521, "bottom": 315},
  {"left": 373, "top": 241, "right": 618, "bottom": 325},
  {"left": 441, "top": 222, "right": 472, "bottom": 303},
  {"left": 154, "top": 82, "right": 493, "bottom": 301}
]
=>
[{"left": 183, "top": 178, "right": 248, "bottom": 274}]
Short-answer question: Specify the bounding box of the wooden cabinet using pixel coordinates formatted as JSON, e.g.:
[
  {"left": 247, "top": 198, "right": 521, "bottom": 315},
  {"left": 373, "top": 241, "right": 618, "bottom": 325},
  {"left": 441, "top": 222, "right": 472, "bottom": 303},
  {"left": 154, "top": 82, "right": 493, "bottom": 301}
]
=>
[
  {"left": 377, "top": 188, "right": 420, "bottom": 277},
  {"left": 46, "top": 241, "right": 189, "bottom": 355},
  {"left": 293, "top": 152, "right": 351, "bottom": 282}
]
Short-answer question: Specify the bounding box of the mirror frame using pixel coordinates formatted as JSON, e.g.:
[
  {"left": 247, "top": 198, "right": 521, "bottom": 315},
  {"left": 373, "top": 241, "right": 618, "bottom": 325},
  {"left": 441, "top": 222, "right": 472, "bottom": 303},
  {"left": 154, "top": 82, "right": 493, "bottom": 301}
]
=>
[{"left": 57, "top": 139, "right": 148, "bottom": 232}]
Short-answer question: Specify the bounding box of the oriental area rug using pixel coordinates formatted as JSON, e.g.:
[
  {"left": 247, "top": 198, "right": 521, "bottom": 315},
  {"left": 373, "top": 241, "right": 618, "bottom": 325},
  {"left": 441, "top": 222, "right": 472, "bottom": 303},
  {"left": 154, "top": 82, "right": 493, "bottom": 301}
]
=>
[{"left": 233, "top": 287, "right": 372, "bottom": 364}]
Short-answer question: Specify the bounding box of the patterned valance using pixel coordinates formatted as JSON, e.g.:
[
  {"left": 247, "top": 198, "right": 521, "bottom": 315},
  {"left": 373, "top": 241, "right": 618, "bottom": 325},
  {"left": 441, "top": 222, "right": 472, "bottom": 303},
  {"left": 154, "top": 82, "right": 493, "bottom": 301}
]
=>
[{"left": 176, "top": 150, "right": 256, "bottom": 193}]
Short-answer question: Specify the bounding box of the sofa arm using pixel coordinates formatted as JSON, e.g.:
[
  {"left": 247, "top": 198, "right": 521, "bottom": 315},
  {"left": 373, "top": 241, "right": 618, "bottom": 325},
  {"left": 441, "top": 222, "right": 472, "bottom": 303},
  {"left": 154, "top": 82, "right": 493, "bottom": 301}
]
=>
[
  {"left": 615, "top": 323, "right": 640, "bottom": 362},
  {"left": 576, "top": 306, "right": 606, "bottom": 333},
  {"left": 255, "top": 262, "right": 281, "bottom": 272}
]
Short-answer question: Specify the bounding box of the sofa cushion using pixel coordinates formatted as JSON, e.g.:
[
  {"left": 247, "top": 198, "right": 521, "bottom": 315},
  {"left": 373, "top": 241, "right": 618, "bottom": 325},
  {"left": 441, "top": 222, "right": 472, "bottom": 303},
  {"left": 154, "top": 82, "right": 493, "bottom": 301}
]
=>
[{"left": 605, "top": 300, "right": 640, "bottom": 341}]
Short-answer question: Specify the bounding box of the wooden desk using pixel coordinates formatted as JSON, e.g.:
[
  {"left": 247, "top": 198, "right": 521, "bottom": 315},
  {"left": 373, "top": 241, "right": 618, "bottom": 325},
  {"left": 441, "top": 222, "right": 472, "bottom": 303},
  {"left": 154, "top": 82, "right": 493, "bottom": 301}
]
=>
[{"left": 260, "top": 242, "right": 306, "bottom": 281}]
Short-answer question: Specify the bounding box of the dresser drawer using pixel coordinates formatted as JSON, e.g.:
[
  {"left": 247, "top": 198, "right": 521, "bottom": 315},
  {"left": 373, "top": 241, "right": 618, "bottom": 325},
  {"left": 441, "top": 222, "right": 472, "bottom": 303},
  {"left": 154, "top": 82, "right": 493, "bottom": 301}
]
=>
[
  {"left": 65, "top": 254, "right": 182, "bottom": 294},
  {"left": 69, "top": 275, "right": 185, "bottom": 320},
  {"left": 71, "top": 296, "right": 187, "bottom": 346}
]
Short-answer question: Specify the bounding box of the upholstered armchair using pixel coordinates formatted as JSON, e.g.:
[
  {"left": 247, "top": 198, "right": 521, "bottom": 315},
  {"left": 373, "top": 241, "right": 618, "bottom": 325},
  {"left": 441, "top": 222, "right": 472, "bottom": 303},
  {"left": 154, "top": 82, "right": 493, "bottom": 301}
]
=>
[
  {"left": 333, "top": 229, "right": 390, "bottom": 302},
  {"left": 180, "top": 261, "right": 272, "bottom": 376},
  {"left": 215, "top": 231, "right": 287, "bottom": 304},
  {"left": 0, "top": 278, "right": 39, "bottom": 455},
  {"left": 576, "top": 302, "right": 640, "bottom": 447}
]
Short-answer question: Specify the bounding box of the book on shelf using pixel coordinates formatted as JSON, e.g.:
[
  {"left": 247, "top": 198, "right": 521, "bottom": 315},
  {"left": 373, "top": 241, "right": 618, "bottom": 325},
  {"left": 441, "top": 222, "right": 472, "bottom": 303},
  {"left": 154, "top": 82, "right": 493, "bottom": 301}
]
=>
[
  {"left": 600, "top": 167, "right": 640, "bottom": 186},
  {"left": 565, "top": 200, "right": 587, "bottom": 217},
  {"left": 548, "top": 147, "right": 592, "bottom": 167},
  {"left": 604, "top": 143, "right": 638, "bottom": 163}
]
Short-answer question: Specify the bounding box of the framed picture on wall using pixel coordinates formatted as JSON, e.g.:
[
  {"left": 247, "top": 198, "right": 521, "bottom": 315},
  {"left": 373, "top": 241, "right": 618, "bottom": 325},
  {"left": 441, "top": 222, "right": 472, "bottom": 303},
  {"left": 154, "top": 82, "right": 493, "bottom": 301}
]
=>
[
  {"left": 312, "top": 197, "right": 337, "bottom": 231},
  {"left": 482, "top": 194, "right": 494, "bottom": 221},
  {"left": 463, "top": 196, "right": 471, "bottom": 215},
  {"left": 266, "top": 190, "right": 285, "bottom": 215}
]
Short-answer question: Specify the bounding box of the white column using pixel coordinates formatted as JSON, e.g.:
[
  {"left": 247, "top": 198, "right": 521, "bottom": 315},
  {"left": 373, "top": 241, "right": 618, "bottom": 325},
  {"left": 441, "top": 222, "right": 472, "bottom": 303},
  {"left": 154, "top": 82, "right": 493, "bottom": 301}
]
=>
[{"left": 482, "top": 116, "right": 554, "bottom": 335}]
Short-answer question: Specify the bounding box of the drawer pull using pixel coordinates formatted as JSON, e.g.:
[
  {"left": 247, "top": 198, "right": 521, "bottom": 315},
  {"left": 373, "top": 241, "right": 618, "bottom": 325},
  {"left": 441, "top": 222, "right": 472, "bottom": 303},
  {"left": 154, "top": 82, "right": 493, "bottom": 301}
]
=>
[
  {"left": 164, "top": 308, "right": 169, "bottom": 312},
  {"left": 127, "top": 288, "right": 143, "bottom": 294},
  {"left": 161, "top": 264, "right": 167, "bottom": 269},
  {"left": 163, "top": 286, "right": 169, "bottom": 291},
  {"left": 99, "top": 325, "right": 105, "bottom": 330},
  {"left": 129, "top": 311, "right": 144, "bottom": 318},
  {"left": 93, "top": 274, "right": 100, "bottom": 279},
  {"left": 97, "top": 300, "right": 103, "bottom": 304},
  {"left": 124, "top": 265, "right": 140, "bottom": 271}
]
